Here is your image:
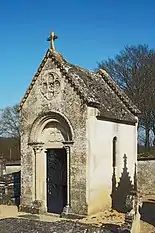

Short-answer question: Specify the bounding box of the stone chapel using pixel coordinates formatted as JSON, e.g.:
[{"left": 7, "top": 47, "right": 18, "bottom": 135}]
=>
[{"left": 19, "top": 32, "right": 140, "bottom": 217}]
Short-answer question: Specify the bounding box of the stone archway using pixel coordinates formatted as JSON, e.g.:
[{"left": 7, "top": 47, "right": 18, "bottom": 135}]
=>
[
  {"left": 29, "top": 111, "right": 74, "bottom": 214},
  {"left": 29, "top": 111, "right": 74, "bottom": 145}
]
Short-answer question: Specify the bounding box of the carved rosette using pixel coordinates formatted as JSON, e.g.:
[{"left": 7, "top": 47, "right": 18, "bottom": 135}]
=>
[{"left": 40, "top": 72, "right": 61, "bottom": 100}]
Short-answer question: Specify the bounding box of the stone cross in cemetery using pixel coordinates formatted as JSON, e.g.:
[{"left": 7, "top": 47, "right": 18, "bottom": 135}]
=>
[{"left": 47, "top": 31, "right": 58, "bottom": 51}]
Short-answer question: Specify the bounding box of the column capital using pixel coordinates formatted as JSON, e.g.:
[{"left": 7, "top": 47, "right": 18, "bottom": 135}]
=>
[
  {"left": 63, "top": 141, "right": 73, "bottom": 151},
  {"left": 29, "top": 142, "right": 44, "bottom": 154},
  {"left": 63, "top": 145, "right": 70, "bottom": 151}
]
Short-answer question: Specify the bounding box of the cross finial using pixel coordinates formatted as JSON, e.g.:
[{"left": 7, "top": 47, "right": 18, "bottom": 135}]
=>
[{"left": 47, "top": 31, "right": 58, "bottom": 50}]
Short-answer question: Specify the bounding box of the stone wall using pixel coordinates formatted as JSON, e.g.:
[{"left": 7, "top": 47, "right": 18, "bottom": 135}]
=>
[
  {"left": 20, "top": 58, "right": 88, "bottom": 215},
  {"left": 0, "top": 171, "right": 20, "bottom": 206},
  {"left": 137, "top": 156, "right": 155, "bottom": 197}
]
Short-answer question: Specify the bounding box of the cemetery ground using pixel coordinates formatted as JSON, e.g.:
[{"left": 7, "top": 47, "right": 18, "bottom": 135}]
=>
[
  {"left": 0, "top": 205, "right": 122, "bottom": 233},
  {"left": 0, "top": 205, "right": 154, "bottom": 233}
]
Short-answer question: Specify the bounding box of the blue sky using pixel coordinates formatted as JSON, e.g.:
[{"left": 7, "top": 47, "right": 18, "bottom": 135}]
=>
[{"left": 0, "top": 0, "right": 154, "bottom": 108}]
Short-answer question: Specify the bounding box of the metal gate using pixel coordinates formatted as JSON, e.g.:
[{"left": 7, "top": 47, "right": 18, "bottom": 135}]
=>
[{"left": 46, "top": 148, "right": 67, "bottom": 214}]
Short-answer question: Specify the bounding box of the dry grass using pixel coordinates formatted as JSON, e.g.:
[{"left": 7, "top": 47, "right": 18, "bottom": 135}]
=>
[{"left": 140, "top": 220, "right": 155, "bottom": 233}]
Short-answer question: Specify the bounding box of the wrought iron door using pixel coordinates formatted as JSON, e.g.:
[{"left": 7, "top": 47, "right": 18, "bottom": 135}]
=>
[{"left": 47, "top": 149, "right": 67, "bottom": 214}]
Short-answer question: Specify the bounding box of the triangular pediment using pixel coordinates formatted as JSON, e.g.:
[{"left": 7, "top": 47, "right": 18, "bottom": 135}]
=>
[{"left": 19, "top": 49, "right": 140, "bottom": 124}]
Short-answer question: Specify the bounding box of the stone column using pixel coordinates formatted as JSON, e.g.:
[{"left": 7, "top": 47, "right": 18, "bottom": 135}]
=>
[
  {"left": 62, "top": 145, "right": 70, "bottom": 215},
  {"left": 32, "top": 143, "right": 44, "bottom": 201}
]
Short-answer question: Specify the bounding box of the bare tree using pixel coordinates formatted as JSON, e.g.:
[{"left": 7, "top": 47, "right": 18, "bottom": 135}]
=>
[
  {"left": 0, "top": 104, "right": 20, "bottom": 138},
  {"left": 97, "top": 45, "right": 155, "bottom": 150}
]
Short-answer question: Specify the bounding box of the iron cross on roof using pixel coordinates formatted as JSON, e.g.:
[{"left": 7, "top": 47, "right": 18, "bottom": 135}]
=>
[{"left": 47, "top": 31, "right": 58, "bottom": 50}]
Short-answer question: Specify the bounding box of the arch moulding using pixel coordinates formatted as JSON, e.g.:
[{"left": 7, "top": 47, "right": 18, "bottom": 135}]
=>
[{"left": 28, "top": 111, "right": 74, "bottom": 148}]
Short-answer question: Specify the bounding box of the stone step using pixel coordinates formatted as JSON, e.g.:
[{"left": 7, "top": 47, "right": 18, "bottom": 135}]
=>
[{"left": 0, "top": 205, "right": 19, "bottom": 218}]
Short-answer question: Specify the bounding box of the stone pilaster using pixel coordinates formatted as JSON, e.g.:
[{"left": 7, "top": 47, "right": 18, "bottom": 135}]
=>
[
  {"left": 62, "top": 145, "right": 70, "bottom": 215},
  {"left": 32, "top": 143, "right": 44, "bottom": 202}
]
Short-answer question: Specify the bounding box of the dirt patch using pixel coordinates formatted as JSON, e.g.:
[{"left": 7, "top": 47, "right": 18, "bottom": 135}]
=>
[
  {"left": 79, "top": 210, "right": 125, "bottom": 227},
  {"left": 0, "top": 205, "right": 19, "bottom": 218}
]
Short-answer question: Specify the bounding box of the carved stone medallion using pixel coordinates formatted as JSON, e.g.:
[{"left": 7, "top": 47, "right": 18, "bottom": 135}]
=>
[
  {"left": 40, "top": 72, "right": 61, "bottom": 100},
  {"left": 40, "top": 122, "right": 67, "bottom": 144}
]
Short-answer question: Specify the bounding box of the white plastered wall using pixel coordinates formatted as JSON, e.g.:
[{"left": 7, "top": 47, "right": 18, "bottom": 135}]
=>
[{"left": 86, "top": 107, "right": 137, "bottom": 215}]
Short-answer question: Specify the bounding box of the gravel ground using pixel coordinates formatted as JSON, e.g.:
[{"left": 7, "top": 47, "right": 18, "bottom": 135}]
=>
[{"left": 0, "top": 218, "right": 118, "bottom": 233}]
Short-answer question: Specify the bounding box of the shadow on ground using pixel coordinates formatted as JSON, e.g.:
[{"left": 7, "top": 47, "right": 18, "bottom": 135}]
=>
[
  {"left": 0, "top": 218, "right": 122, "bottom": 233},
  {"left": 140, "top": 200, "right": 155, "bottom": 227}
]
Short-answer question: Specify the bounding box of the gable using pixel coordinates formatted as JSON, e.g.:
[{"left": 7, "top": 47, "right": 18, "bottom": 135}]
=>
[
  {"left": 19, "top": 50, "right": 65, "bottom": 111},
  {"left": 19, "top": 49, "right": 140, "bottom": 124}
]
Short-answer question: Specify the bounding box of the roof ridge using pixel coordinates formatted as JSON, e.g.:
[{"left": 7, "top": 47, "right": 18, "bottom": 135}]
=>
[
  {"left": 98, "top": 69, "right": 140, "bottom": 115},
  {"left": 50, "top": 52, "right": 89, "bottom": 102},
  {"left": 50, "top": 52, "right": 99, "bottom": 106}
]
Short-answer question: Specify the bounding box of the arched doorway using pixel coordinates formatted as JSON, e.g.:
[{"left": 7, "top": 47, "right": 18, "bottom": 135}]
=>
[{"left": 29, "top": 111, "right": 74, "bottom": 214}]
